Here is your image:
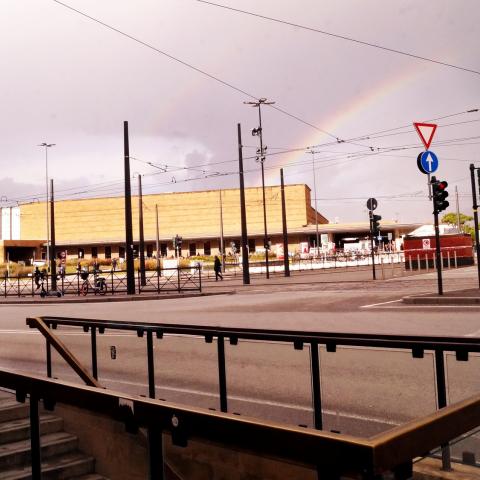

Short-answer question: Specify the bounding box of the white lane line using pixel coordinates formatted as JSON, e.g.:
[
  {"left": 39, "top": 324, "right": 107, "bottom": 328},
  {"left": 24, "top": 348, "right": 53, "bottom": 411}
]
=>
[
  {"left": 466, "top": 329, "right": 480, "bottom": 337},
  {"left": 360, "top": 299, "right": 403, "bottom": 308},
  {"left": 103, "top": 378, "right": 398, "bottom": 426}
]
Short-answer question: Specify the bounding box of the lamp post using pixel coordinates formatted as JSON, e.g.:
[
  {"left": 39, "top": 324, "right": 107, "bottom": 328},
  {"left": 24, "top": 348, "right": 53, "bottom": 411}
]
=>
[
  {"left": 38, "top": 143, "right": 55, "bottom": 269},
  {"left": 244, "top": 98, "right": 275, "bottom": 279},
  {"left": 308, "top": 150, "right": 321, "bottom": 256}
]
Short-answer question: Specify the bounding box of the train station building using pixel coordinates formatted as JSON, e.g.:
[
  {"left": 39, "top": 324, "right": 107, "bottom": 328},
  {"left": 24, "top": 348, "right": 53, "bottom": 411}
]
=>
[{"left": 0, "top": 184, "right": 420, "bottom": 264}]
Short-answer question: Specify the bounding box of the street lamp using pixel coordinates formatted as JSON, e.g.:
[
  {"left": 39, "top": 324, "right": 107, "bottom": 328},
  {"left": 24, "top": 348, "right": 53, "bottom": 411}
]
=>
[
  {"left": 308, "top": 150, "right": 321, "bottom": 256},
  {"left": 38, "top": 143, "right": 55, "bottom": 268},
  {"left": 244, "top": 97, "right": 275, "bottom": 279}
]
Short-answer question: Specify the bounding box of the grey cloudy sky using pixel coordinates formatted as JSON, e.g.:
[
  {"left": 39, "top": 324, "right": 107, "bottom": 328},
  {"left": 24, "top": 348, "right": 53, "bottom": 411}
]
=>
[{"left": 1, "top": 0, "right": 479, "bottom": 223}]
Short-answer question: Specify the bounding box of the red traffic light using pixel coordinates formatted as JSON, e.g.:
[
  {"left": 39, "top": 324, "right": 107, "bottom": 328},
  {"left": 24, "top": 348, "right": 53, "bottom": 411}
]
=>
[{"left": 438, "top": 181, "right": 448, "bottom": 190}]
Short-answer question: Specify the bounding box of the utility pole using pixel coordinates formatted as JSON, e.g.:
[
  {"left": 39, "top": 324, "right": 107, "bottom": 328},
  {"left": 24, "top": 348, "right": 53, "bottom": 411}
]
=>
[
  {"left": 38, "top": 143, "right": 55, "bottom": 268},
  {"left": 455, "top": 186, "right": 461, "bottom": 233},
  {"left": 470, "top": 164, "right": 480, "bottom": 288},
  {"left": 219, "top": 190, "right": 225, "bottom": 272},
  {"left": 308, "top": 150, "right": 321, "bottom": 254},
  {"left": 280, "top": 169, "right": 290, "bottom": 277},
  {"left": 155, "top": 204, "right": 160, "bottom": 271},
  {"left": 49, "top": 179, "right": 57, "bottom": 291},
  {"left": 237, "top": 123, "right": 250, "bottom": 284},
  {"left": 124, "top": 121, "right": 135, "bottom": 295},
  {"left": 138, "top": 174, "right": 146, "bottom": 286},
  {"left": 244, "top": 98, "right": 275, "bottom": 279}
]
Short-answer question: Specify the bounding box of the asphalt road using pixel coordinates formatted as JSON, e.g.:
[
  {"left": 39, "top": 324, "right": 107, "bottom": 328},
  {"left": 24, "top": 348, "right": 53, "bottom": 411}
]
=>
[{"left": 0, "top": 265, "right": 479, "bottom": 439}]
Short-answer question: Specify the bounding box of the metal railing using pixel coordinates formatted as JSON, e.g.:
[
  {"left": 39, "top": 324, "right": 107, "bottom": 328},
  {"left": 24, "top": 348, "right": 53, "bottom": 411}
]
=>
[
  {"left": 2, "top": 364, "right": 480, "bottom": 479},
  {"left": 0, "top": 266, "right": 201, "bottom": 298},
  {"left": 27, "top": 316, "right": 480, "bottom": 472}
]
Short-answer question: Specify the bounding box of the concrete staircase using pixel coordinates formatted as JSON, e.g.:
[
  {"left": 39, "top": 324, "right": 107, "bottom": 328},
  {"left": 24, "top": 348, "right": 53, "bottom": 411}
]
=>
[{"left": 0, "top": 393, "right": 108, "bottom": 479}]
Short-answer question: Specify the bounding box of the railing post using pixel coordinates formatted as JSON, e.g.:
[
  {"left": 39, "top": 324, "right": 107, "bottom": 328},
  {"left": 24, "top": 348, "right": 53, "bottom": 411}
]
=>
[
  {"left": 77, "top": 271, "right": 80, "bottom": 296},
  {"left": 408, "top": 255, "right": 412, "bottom": 271},
  {"left": 217, "top": 335, "right": 228, "bottom": 413},
  {"left": 91, "top": 327, "right": 98, "bottom": 380},
  {"left": 147, "top": 425, "right": 164, "bottom": 480},
  {"left": 198, "top": 265, "right": 202, "bottom": 292},
  {"left": 17, "top": 275, "right": 20, "bottom": 297},
  {"left": 30, "top": 393, "right": 42, "bottom": 480},
  {"left": 32, "top": 275, "right": 35, "bottom": 297},
  {"left": 417, "top": 253, "right": 420, "bottom": 270},
  {"left": 157, "top": 266, "right": 160, "bottom": 293},
  {"left": 111, "top": 270, "right": 114, "bottom": 295},
  {"left": 454, "top": 250, "right": 458, "bottom": 268},
  {"left": 146, "top": 331, "right": 155, "bottom": 399},
  {"left": 425, "top": 253, "right": 429, "bottom": 272},
  {"left": 177, "top": 266, "right": 181, "bottom": 293},
  {"left": 447, "top": 251, "right": 451, "bottom": 269},
  {"left": 46, "top": 339, "right": 52, "bottom": 378},
  {"left": 310, "top": 342, "right": 323, "bottom": 430},
  {"left": 434, "top": 349, "right": 452, "bottom": 471}
]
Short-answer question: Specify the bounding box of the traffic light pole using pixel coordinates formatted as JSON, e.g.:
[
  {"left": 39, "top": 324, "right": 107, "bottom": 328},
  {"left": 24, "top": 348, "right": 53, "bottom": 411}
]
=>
[
  {"left": 470, "top": 164, "right": 480, "bottom": 288},
  {"left": 433, "top": 207, "right": 443, "bottom": 295},
  {"left": 369, "top": 210, "right": 376, "bottom": 280},
  {"left": 124, "top": 121, "right": 135, "bottom": 295}
]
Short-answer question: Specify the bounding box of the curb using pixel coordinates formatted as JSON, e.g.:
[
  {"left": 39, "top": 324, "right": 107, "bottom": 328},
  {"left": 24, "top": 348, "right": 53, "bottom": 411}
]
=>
[
  {"left": 403, "top": 295, "right": 480, "bottom": 306},
  {"left": 0, "top": 290, "right": 235, "bottom": 306}
]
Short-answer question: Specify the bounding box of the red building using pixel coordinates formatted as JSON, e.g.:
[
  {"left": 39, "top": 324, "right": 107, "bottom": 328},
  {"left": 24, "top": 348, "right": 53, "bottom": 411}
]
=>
[{"left": 404, "top": 233, "right": 473, "bottom": 269}]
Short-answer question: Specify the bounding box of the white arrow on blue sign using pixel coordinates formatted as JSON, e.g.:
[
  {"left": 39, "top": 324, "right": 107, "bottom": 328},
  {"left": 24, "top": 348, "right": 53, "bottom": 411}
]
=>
[{"left": 417, "top": 150, "right": 439, "bottom": 175}]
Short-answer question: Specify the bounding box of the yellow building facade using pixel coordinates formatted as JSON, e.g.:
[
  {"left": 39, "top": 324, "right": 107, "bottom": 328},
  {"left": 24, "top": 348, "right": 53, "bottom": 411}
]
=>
[{"left": 1, "top": 184, "right": 328, "bottom": 262}]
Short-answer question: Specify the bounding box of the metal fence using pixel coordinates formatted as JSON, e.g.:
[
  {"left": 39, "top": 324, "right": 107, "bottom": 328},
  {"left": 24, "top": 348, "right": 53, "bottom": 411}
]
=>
[
  {"left": 4, "top": 366, "right": 480, "bottom": 480},
  {"left": 28, "top": 316, "right": 480, "bottom": 472},
  {"left": 1, "top": 266, "right": 201, "bottom": 298}
]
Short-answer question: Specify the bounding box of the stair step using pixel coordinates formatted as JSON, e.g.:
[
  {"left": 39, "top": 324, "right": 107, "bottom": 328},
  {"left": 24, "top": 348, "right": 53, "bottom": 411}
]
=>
[
  {"left": 0, "top": 400, "right": 29, "bottom": 424},
  {"left": 0, "top": 432, "right": 78, "bottom": 469},
  {"left": 71, "top": 475, "right": 109, "bottom": 480},
  {"left": 0, "top": 415, "right": 64, "bottom": 445},
  {"left": 0, "top": 451, "right": 97, "bottom": 479}
]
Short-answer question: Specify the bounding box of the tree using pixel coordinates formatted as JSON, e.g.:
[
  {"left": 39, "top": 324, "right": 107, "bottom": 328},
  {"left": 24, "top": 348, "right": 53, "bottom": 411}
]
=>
[{"left": 441, "top": 212, "right": 474, "bottom": 237}]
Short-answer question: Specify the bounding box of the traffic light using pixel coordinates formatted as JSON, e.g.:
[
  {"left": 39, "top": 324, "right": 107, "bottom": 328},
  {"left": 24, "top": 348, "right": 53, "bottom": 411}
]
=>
[
  {"left": 371, "top": 214, "right": 381, "bottom": 235},
  {"left": 431, "top": 177, "right": 449, "bottom": 213}
]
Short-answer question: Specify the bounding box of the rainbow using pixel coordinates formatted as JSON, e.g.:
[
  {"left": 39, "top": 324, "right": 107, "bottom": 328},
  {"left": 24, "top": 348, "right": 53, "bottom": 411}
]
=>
[{"left": 264, "top": 65, "right": 425, "bottom": 184}]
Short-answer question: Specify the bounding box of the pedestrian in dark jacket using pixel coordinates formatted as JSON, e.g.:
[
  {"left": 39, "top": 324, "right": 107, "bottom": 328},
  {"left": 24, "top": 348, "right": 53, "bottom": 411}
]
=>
[{"left": 214, "top": 255, "right": 223, "bottom": 281}]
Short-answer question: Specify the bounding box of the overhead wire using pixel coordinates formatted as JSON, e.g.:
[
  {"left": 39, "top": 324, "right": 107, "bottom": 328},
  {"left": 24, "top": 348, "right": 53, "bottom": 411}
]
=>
[{"left": 196, "top": 0, "right": 480, "bottom": 76}]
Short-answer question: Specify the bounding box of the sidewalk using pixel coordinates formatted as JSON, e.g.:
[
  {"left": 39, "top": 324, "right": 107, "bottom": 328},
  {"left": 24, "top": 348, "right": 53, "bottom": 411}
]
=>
[{"left": 403, "top": 288, "right": 480, "bottom": 305}]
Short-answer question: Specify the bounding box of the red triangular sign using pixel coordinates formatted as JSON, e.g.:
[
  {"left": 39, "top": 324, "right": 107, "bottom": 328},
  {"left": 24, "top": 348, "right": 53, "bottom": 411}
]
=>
[{"left": 413, "top": 122, "right": 437, "bottom": 150}]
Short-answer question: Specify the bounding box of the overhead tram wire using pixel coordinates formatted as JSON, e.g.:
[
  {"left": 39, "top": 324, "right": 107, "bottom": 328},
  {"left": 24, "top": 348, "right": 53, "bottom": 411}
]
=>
[
  {"left": 52, "top": 0, "right": 369, "bottom": 147},
  {"left": 195, "top": 0, "right": 480, "bottom": 77}
]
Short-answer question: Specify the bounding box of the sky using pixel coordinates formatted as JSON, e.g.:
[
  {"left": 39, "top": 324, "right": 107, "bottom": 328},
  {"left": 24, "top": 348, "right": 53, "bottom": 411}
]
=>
[{"left": 1, "top": 0, "right": 479, "bottom": 224}]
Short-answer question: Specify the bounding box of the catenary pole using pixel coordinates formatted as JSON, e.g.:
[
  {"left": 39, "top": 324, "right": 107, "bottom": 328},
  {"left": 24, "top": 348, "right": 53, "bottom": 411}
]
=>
[
  {"left": 237, "top": 123, "right": 250, "bottom": 284},
  {"left": 470, "top": 164, "right": 480, "bottom": 288},
  {"left": 155, "top": 204, "right": 160, "bottom": 270},
  {"left": 49, "top": 179, "right": 57, "bottom": 291},
  {"left": 138, "top": 174, "right": 146, "bottom": 286},
  {"left": 124, "top": 121, "right": 135, "bottom": 294},
  {"left": 280, "top": 168, "right": 290, "bottom": 277},
  {"left": 219, "top": 190, "right": 225, "bottom": 272}
]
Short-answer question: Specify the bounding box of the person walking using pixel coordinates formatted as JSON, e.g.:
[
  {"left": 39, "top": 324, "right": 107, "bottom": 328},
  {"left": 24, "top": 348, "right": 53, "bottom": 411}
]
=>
[{"left": 214, "top": 255, "right": 223, "bottom": 281}]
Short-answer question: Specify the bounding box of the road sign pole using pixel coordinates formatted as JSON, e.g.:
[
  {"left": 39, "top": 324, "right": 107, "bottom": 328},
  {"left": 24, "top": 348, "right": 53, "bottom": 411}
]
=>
[
  {"left": 432, "top": 201, "right": 444, "bottom": 296},
  {"left": 470, "top": 164, "right": 480, "bottom": 288},
  {"left": 369, "top": 210, "right": 376, "bottom": 280}
]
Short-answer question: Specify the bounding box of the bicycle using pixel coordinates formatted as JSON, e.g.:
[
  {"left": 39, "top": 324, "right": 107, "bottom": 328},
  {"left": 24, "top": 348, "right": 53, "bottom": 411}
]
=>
[{"left": 80, "top": 269, "right": 107, "bottom": 296}]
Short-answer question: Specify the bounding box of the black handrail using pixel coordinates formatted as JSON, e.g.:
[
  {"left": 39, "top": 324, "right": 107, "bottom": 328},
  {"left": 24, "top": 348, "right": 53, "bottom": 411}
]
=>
[
  {"left": 28, "top": 316, "right": 480, "bottom": 471},
  {"left": 2, "top": 367, "right": 480, "bottom": 479}
]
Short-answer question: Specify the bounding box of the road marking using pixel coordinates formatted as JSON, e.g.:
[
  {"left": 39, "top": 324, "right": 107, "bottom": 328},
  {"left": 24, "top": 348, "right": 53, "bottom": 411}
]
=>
[
  {"left": 360, "top": 299, "right": 403, "bottom": 308},
  {"left": 466, "top": 329, "right": 480, "bottom": 337},
  {"left": 103, "top": 377, "right": 399, "bottom": 426}
]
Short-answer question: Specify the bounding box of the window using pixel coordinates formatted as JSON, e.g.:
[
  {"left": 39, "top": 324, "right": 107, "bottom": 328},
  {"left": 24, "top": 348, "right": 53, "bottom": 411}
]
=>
[
  {"left": 204, "top": 241, "right": 211, "bottom": 256},
  {"left": 160, "top": 243, "right": 167, "bottom": 257},
  {"left": 248, "top": 239, "right": 256, "bottom": 253},
  {"left": 78, "top": 248, "right": 84, "bottom": 259},
  {"left": 189, "top": 243, "right": 196, "bottom": 257},
  {"left": 119, "top": 246, "right": 125, "bottom": 259},
  {"left": 91, "top": 247, "right": 98, "bottom": 258},
  {"left": 146, "top": 244, "right": 153, "bottom": 258},
  {"left": 105, "top": 246, "right": 112, "bottom": 259}
]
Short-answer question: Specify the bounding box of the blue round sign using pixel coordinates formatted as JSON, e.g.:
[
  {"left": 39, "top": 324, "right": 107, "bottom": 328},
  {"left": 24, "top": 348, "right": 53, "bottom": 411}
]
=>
[{"left": 417, "top": 150, "right": 439, "bottom": 175}]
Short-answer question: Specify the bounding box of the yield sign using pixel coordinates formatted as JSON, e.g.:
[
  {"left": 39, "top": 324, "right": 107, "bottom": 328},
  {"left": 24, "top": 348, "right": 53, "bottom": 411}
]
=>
[{"left": 413, "top": 122, "right": 437, "bottom": 150}]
